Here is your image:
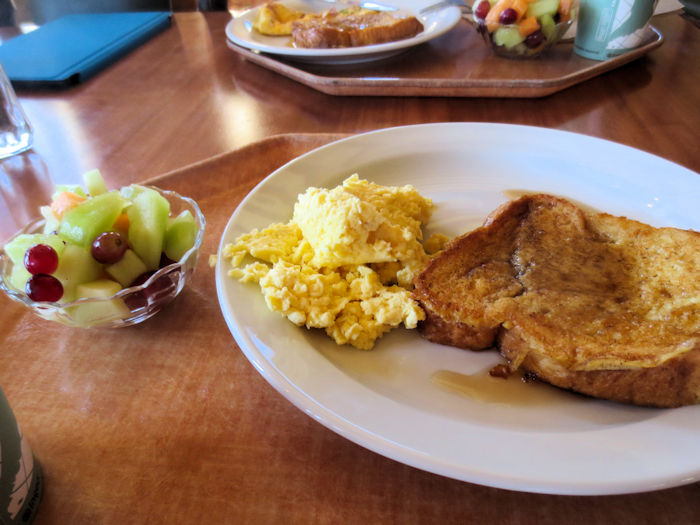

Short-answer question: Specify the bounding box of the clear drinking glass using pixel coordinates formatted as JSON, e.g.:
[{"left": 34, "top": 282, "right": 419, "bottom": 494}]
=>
[{"left": 0, "top": 63, "right": 33, "bottom": 159}]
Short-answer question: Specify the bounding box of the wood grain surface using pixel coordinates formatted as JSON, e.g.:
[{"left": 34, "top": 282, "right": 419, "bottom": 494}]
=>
[
  {"left": 5, "top": 11, "right": 698, "bottom": 198},
  {"left": 1, "top": 134, "right": 698, "bottom": 525},
  {"left": 0, "top": 6, "right": 699, "bottom": 524}
]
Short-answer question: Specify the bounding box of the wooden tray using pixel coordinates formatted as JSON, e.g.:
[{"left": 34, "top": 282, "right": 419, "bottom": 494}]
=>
[
  {"left": 226, "top": 20, "right": 664, "bottom": 98},
  {"left": 2, "top": 134, "right": 699, "bottom": 524}
]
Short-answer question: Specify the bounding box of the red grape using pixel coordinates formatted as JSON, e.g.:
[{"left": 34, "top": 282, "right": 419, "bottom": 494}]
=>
[
  {"left": 124, "top": 271, "right": 176, "bottom": 309},
  {"left": 159, "top": 252, "right": 176, "bottom": 268},
  {"left": 524, "top": 30, "right": 545, "bottom": 48},
  {"left": 91, "top": 232, "right": 128, "bottom": 264},
  {"left": 474, "top": 0, "right": 490, "bottom": 20},
  {"left": 26, "top": 274, "right": 63, "bottom": 302},
  {"left": 499, "top": 8, "right": 518, "bottom": 25},
  {"left": 24, "top": 244, "right": 59, "bottom": 275}
]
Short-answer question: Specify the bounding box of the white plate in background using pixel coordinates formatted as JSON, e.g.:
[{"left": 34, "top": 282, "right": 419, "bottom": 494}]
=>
[{"left": 225, "top": 0, "right": 462, "bottom": 64}]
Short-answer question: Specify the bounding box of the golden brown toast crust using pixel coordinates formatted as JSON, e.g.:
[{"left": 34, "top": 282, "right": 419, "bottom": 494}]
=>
[
  {"left": 291, "top": 9, "right": 424, "bottom": 48},
  {"left": 413, "top": 194, "right": 700, "bottom": 408}
]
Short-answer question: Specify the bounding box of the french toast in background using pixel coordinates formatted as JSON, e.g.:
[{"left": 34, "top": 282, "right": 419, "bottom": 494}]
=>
[
  {"left": 291, "top": 7, "right": 424, "bottom": 48},
  {"left": 413, "top": 194, "right": 700, "bottom": 408}
]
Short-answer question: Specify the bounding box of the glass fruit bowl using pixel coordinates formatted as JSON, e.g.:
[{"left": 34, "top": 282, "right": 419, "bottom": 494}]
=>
[
  {"left": 468, "top": 0, "right": 579, "bottom": 58},
  {"left": 0, "top": 187, "right": 205, "bottom": 328}
]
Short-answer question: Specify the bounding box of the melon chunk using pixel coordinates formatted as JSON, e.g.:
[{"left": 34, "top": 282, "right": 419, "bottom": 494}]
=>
[
  {"left": 540, "top": 13, "right": 557, "bottom": 39},
  {"left": 518, "top": 15, "right": 540, "bottom": 36},
  {"left": 106, "top": 249, "right": 148, "bottom": 287},
  {"left": 526, "top": 0, "right": 559, "bottom": 19},
  {"left": 127, "top": 188, "right": 170, "bottom": 270},
  {"left": 58, "top": 191, "right": 126, "bottom": 246},
  {"left": 493, "top": 26, "right": 526, "bottom": 48},
  {"left": 164, "top": 210, "right": 197, "bottom": 262},
  {"left": 4, "top": 233, "right": 66, "bottom": 265}
]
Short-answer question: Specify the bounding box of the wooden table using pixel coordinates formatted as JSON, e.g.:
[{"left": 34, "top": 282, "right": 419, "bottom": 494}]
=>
[{"left": 1, "top": 9, "right": 698, "bottom": 525}]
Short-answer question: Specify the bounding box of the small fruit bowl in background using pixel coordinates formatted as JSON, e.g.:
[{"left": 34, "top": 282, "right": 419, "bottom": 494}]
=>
[
  {"left": 469, "top": 0, "right": 579, "bottom": 58},
  {"left": 0, "top": 188, "right": 205, "bottom": 328}
]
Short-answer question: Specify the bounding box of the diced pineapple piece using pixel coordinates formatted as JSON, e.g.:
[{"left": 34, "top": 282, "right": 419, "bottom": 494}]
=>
[
  {"left": 51, "top": 184, "right": 86, "bottom": 201},
  {"left": 53, "top": 244, "right": 102, "bottom": 299},
  {"left": 8, "top": 264, "right": 31, "bottom": 292},
  {"left": 70, "top": 279, "right": 131, "bottom": 324},
  {"left": 40, "top": 206, "right": 60, "bottom": 234},
  {"left": 83, "top": 169, "right": 109, "bottom": 197}
]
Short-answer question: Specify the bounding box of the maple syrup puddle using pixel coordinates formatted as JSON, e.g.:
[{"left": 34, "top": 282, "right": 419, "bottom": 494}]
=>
[
  {"left": 431, "top": 368, "right": 575, "bottom": 406},
  {"left": 502, "top": 189, "right": 601, "bottom": 215}
]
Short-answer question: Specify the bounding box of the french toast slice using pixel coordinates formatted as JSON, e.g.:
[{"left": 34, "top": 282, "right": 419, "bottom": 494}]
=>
[
  {"left": 291, "top": 7, "right": 424, "bottom": 48},
  {"left": 413, "top": 194, "right": 700, "bottom": 407}
]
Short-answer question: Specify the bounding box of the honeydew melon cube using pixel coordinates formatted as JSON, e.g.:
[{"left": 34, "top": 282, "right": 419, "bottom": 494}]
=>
[
  {"left": 83, "top": 169, "right": 108, "bottom": 197},
  {"left": 106, "top": 249, "right": 148, "bottom": 287},
  {"left": 493, "top": 26, "right": 526, "bottom": 48},
  {"left": 58, "top": 191, "right": 126, "bottom": 247},
  {"left": 127, "top": 188, "right": 170, "bottom": 270},
  {"left": 164, "top": 210, "right": 196, "bottom": 262},
  {"left": 540, "top": 13, "right": 557, "bottom": 39},
  {"left": 71, "top": 279, "right": 130, "bottom": 324},
  {"left": 53, "top": 244, "right": 102, "bottom": 298},
  {"left": 120, "top": 184, "right": 149, "bottom": 202},
  {"left": 527, "top": 0, "right": 559, "bottom": 19},
  {"left": 4, "top": 233, "right": 66, "bottom": 265}
]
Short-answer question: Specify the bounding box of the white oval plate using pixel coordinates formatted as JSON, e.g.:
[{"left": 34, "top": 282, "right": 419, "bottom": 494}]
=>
[
  {"left": 215, "top": 123, "right": 700, "bottom": 495},
  {"left": 225, "top": 0, "right": 462, "bottom": 65}
]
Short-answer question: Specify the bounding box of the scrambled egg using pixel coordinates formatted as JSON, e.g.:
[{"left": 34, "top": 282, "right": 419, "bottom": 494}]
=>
[
  {"left": 222, "top": 174, "right": 448, "bottom": 350},
  {"left": 252, "top": 2, "right": 308, "bottom": 36}
]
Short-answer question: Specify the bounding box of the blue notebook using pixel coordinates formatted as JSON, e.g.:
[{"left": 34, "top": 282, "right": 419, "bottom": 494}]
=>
[{"left": 0, "top": 11, "right": 171, "bottom": 88}]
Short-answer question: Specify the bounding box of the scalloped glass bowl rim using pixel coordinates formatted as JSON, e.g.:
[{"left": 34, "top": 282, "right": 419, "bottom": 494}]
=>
[
  {"left": 467, "top": 0, "right": 579, "bottom": 58},
  {"left": 0, "top": 186, "right": 205, "bottom": 327}
]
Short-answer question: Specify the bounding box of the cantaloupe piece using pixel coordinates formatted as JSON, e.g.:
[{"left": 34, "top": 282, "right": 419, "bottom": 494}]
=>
[
  {"left": 558, "top": 0, "right": 573, "bottom": 22},
  {"left": 518, "top": 15, "right": 540, "bottom": 36},
  {"left": 511, "top": 0, "right": 530, "bottom": 18},
  {"left": 50, "top": 191, "right": 87, "bottom": 220},
  {"left": 112, "top": 213, "right": 130, "bottom": 237},
  {"left": 485, "top": 0, "right": 513, "bottom": 32}
]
